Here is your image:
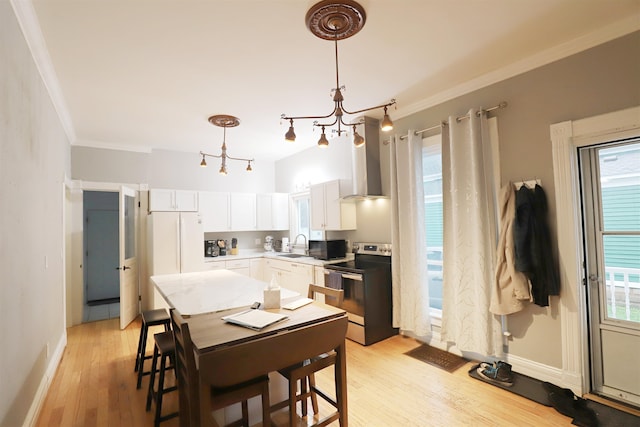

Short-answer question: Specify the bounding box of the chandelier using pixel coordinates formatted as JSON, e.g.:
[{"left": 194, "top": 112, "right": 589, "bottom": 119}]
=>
[
  {"left": 281, "top": 0, "right": 396, "bottom": 148},
  {"left": 199, "top": 115, "right": 253, "bottom": 175}
]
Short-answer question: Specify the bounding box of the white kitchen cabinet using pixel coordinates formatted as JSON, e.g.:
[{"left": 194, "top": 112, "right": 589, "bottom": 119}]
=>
[
  {"left": 225, "top": 258, "right": 251, "bottom": 276},
  {"left": 149, "top": 189, "right": 198, "bottom": 212},
  {"left": 250, "top": 258, "right": 264, "bottom": 280},
  {"left": 310, "top": 180, "right": 356, "bottom": 230},
  {"left": 199, "top": 192, "right": 230, "bottom": 232},
  {"left": 203, "top": 258, "right": 251, "bottom": 276},
  {"left": 256, "top": 193, "right": 290, "bottom": 231},
  {"left": 264, "top": 258, "right": 313, "bottom": 297},
  {"left": 230, "top": 193, "right": 257, "bottom": 231},
  {"left": 203, "top": 261, "right": 226, "bottom": 271},
  {"left": 314, "top": 265, "right": 326, "bottom": 286}
]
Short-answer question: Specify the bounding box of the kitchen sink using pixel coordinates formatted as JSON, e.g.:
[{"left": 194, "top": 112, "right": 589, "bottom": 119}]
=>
[{"left": 277, "top": 253, "right": 309, "bottom": 258}]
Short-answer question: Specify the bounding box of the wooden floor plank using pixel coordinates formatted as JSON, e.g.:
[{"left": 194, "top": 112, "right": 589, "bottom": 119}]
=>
[{"left": 35, "top": 317, "right": 587, "bottom": 426}]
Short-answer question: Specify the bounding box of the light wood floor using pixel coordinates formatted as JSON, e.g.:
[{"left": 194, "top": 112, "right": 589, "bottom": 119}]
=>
[{"left": 35, "top": 317, "right": 621, "bottom": 427}]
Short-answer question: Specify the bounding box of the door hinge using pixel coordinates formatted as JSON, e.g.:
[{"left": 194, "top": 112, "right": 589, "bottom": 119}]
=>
[{"left": 138, "top": 295, "right": 142, "bottom": 301}]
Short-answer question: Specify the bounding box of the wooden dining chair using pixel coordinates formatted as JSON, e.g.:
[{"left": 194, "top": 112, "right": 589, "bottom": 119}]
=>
[
  {"left": 270, "top": 285, "right": 346, "bottom": 427},
  {"left": 169, "top": 308, "right": 271, "bottom": 427}
]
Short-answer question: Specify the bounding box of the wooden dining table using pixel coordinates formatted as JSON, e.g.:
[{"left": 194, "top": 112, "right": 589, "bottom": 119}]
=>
[{"left": 151, "top": 269, "right": 349, "bottom": 426}]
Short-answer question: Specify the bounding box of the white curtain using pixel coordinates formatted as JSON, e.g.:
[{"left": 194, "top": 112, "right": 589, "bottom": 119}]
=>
[
  {"left": 440, "top": 109, "right": 502, "bottom": 356},
  {"left": 390, "top": 130, "right": 431, "bottom": 337}
]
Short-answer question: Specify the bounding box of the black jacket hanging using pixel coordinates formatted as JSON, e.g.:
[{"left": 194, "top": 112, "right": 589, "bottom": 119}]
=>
[{"left": 513, "top": 184, "right": 560, "bottom": 307}]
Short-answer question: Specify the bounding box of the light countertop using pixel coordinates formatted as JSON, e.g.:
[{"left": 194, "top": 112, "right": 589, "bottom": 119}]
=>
[
  {"left": 203, "top": 250, "right": 353, "bottom": 267},
  {"left": 151, "top": 269, "right": 299, "bottom": 317}
]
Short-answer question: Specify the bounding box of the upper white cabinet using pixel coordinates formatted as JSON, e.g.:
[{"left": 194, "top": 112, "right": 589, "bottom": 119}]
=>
[
  {"left": 230, "top": 193, "right": 257, "bottom": 231},
  {"left": 257, "top": 193, "right": 290, "bottom": 231},
  {"left": 199, "top": 192, "right": 230, "bottom": 232},
  {"left": 149, "top": 189, "right": 198, "bottom": 212},
  {"left": 310, "top": 180, "right": 356, "bottom": 230}
]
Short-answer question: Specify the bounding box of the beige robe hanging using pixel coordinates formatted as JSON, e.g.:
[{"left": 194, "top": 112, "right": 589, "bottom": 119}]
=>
[{"left": 490, "top": 183, "right": 532, "bottom": 315}]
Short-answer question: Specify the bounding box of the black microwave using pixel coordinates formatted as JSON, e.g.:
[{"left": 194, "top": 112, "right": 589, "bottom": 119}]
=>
[{"left": 309, "top": 240, "right": 346, "bottom": 260}]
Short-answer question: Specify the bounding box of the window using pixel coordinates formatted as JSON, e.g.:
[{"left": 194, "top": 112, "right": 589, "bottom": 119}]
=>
[
  {"left": 422, "top": 135, "right": 443, "bottom": 313},
  {"left": 289, "top": 191, "right": 323, "bottom": 247}
]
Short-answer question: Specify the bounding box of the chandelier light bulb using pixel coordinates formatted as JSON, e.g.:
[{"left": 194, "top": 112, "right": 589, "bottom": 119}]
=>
[
  {"left": 246, "top": 161, "right": 253, "bottom": 172},
  {"left": 200, "top": 154, "right": 207, "bottom": 167},
  {"left": 318, "top": 127, "right": 329, "bottom": 147},
  {"left": 285, "top": 119, "right": 296, "bottom": 142},
  {"left": 353, "top": 128, "right": 365, "bottom": 147},
  {"left": 380, "top": 108, "right": 394, "bottom": 132}
]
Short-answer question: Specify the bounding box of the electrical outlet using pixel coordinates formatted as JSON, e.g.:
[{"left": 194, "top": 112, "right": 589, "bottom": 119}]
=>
[{"left": 255, "top": 238, "right": 261, "bottom": 246}]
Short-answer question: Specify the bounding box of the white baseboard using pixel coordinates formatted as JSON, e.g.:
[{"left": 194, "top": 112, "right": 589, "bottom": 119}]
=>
[
  {"left": 23, "top": 332, "right": 67, "bottom": 427},
  {"left": 405, "top": 330, "right": 579, "bottom": 395}
]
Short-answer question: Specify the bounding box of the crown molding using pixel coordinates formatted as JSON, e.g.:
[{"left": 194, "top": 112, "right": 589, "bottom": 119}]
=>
[
  {"left": 11, "top": 0, "right": 77, "bottom": 144},
  {"left": 72, "top": 139, "right": 153, "bottom": 154},
  {"left": 395, "top": 14, "right": 640, "bottom": 120}
]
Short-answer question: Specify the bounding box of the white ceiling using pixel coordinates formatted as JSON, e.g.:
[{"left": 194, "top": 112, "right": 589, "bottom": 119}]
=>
[{"left": 28, "top": 0, "right": 640, "bottom": 163}]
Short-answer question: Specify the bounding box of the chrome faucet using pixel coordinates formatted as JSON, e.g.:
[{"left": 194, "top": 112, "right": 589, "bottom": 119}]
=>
[{"left": 293, "top": 234, "right": 308, "bottom": 254}]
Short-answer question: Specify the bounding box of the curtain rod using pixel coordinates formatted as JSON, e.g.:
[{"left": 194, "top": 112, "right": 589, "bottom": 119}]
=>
[{"left": 391, "top": 101, "right": 508, "bottom": 142}]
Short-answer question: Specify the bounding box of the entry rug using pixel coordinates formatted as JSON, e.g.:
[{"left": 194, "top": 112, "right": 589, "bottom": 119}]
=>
[{"left": 404, "top": 344, "right": 467, "bottom": 373}]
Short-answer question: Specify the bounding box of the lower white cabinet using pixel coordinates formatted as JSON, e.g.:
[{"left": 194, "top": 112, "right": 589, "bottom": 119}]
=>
[
  {"left": 250, "top": 258, "right": 264, "bottom": 280},
  {"left": 314, "top": 265, "right": 326, "bottom": 286},
  {"left": 203, "top": 259, "right": 250, "bottom": 276},
  {"left": 264, "top": 258, "right": 313, "bottom": 297}
]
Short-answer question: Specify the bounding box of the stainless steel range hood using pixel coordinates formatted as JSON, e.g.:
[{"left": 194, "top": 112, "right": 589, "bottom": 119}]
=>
[{"left": 343, "top": 116, "right": 388, "bottom": 200}]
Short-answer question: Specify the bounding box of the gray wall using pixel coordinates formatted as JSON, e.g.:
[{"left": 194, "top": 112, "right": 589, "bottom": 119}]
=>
[
  {"left": 1, "top": 4, "right": 71, "bottom": 425},
  {"left": 386, "top": 31, "right": 640, "bottom": 368},
  {"left": 72, "top": 147, "right": 276, "bottom": 193}
]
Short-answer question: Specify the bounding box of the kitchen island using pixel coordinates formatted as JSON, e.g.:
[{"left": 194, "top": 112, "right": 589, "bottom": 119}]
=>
[{"left": 151, "top": 269, "right": 348, "bottom": 426}]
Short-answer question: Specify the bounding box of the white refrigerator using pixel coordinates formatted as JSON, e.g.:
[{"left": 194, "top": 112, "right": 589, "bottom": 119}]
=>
[{"left": 148, "top": 211, "right": 204, "bottom": 308}]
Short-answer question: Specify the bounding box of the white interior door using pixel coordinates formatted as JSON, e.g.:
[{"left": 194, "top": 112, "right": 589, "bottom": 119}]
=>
[
  {"left": 119, "top": 186, "right": 139, "bottom": 329},
  {"left": 580, "top": 139, "right": 640, "bottom": 406}
]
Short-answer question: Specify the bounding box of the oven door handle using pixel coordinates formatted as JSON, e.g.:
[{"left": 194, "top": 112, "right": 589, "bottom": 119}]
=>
[
  {"left": 342, "top": 273, "right": 363, "bottom": 281},
  {"left": 323, "top": 269, "right": 363, "bottom": 281}
]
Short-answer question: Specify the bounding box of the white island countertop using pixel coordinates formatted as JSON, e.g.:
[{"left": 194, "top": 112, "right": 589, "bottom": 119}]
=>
[{"left": 151, "top": 270, "right": 299, "bottom": 317}]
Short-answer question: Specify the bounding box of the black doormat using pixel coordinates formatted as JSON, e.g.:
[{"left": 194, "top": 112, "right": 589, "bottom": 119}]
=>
[
  {"left": 404, "top": 344, "right": 468, "bottom": 372},
  {"left": 582, "top": 399, "right": 640, "bottom": 427},
  {"left": 469, "top": 364, "right": 640, "bottom": 426},
  {"left": 468, "top": 363, "right": 551, "bottom": 406}
]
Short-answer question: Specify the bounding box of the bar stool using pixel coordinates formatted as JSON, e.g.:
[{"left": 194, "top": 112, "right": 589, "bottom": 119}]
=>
[
  {"left": 271, "top": 284, "right": 346, "bottom": 427},
  {"left": 135, "top": 309, "right": 171, "bottom": 389},
  {"left": 146, "top": 331, "right": 178, "bottom": 427}
]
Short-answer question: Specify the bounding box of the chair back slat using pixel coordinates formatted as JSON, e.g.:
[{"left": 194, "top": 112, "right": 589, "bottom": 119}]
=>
[
  {"left": 170, "top": 308, "right": 200, "bottom": 427},
  {"left": 199, "top": 315, "right": 348, "bottom": 389},
  {"left": 308, "top": 283, "right": 344, "bottom": 306}
]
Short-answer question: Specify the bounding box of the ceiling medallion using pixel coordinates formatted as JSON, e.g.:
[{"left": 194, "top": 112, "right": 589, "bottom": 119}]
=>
[
  {"left": 305, "top": 0, "right": 366, "bottom": 41},
  {"left": 282, "top": 0, "right": 395, "bottom": 148},
  {"left": 199, "top": 115, "right": 253, "bottom": 175}
]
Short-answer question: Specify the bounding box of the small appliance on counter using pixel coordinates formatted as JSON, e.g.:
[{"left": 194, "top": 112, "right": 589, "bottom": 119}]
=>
[
  {"left": 264, "top": 235, "right": 274, "bottom": 252},
  {"left": 281, "top": 237, "right": 290, "bottom": 253},
  {"left": 204, "top": 240, "right": 218, "bottom": 257},
  {"left": 217, "top": 239, "right": 227, "bottom": 256},
  {"left": 309, "top": 239, "right": 347, "bottom": 260}
]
